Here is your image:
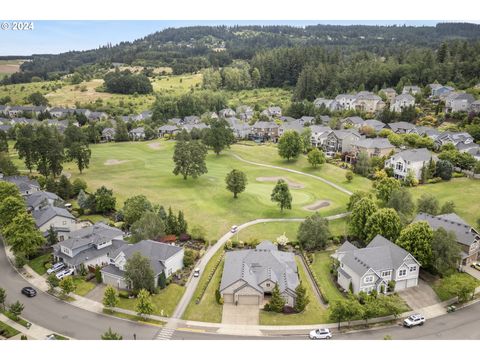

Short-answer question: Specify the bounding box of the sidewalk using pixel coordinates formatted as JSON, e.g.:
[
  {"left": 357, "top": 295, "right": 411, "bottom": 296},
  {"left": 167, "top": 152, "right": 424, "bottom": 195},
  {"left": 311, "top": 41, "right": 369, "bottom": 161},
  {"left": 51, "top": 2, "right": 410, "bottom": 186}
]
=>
[{"left": 0, "top": 313, "right": 60, "bottom": 340}]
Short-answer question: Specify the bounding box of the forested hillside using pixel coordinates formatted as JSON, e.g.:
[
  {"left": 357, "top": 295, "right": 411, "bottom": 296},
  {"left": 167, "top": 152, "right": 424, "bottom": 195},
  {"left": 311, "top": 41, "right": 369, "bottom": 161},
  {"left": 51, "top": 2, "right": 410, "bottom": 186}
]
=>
[{"left": 3, "top": 22, "right": 480, "bottom": 86}]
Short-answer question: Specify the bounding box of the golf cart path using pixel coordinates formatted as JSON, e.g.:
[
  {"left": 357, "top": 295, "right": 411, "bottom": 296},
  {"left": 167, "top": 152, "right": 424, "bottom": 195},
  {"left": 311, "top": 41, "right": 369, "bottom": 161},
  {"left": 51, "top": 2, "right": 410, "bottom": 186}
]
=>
[{"left": 229, "top": 152, "right": 353, "bottom": 196}]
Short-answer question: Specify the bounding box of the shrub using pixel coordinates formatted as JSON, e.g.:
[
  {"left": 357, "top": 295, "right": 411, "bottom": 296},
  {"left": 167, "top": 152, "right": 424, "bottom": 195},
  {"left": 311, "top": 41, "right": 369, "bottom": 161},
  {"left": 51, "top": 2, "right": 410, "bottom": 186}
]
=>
[
  {"left": 95, "top": 266, "right": 102, "bottom": 284},
  {"left": 215, "top": 289, "right": 221, "bottom": 304},
  {"left": 14, "top": 253, "right": 27, "bottom": 268},
  {"left": 427, "top": 177, "right": 442, "bottom": 184},
  {"left": 452, "top": 172, "right": 465, "bottom": 178}
]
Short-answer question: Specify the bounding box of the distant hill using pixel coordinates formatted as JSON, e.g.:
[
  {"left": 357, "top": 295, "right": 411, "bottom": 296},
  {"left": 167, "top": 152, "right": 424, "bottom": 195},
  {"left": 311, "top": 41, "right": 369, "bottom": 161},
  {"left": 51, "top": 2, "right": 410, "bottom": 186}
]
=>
[{"left": 7, "top": 22, "right": 480, "bottom": 82}]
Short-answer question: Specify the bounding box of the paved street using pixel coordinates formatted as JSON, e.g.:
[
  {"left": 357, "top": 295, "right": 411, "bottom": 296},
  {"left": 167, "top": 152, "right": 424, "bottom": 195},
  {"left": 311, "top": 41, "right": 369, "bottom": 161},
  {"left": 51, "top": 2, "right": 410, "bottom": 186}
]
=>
[{"left": 0, "top": 242, "right": 160, "bottom": 340}]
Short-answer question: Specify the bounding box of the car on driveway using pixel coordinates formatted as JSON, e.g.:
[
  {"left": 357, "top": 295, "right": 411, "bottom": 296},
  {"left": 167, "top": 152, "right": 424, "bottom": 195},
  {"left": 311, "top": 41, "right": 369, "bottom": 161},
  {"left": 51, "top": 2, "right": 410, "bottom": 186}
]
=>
[
  {"left": 471, "top": 262, "right": 480, "bottom": 271},
  {"left": 403, "top": 314, "right": 425, "bottom": 328},
  {"left": 47, "top": 262, "right": 65, "bottom": 275},
  {"left": 56, "top": 268, "right": 74, "bottom": 280},
  {"left": 21, "top": 286, "right": 37, "bottom": 297},
  {"left": 309, "top": 328, "right": 332, "bottom": 339}
]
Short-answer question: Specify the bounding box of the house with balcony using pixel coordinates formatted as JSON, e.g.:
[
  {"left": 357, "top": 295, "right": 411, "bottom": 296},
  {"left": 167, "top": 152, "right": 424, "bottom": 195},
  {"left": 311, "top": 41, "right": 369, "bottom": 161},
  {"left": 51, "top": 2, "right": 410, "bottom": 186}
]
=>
[
  {"left": 414, "top": 213, "right": 480, "bottom": 266},
  {"left": 324, "top": 129, "right": 361, "bottom": 154},
  {"left": 347, "top": 138, "right": 395, "bottom": 163},
  {"left": 384, "top": 148, "right": 433, "bottom": 180},
  {"left": 332, "top": 235, "right": 420, "bottom": 294},
  {"left": 251, "top": 121, "right": 279, "bottom": 142}
]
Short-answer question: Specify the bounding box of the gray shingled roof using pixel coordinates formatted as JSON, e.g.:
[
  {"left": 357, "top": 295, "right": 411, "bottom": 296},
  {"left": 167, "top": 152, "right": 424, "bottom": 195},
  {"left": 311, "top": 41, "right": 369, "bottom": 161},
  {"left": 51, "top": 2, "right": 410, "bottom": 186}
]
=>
[
  {"left": 25, "top": 191, "right": 61, "bottom": 209},
  {"left": 342, "top": 116, "right": 365, "bottom": 125},
  {"left": 392, "top": 148, "right": 432, "bottom": 163},
  {"left": 220, "top": 241, "right": 299, "bottom": 295},
  {"left": 363, "top": 119, "right": 386, "bottom": 131},
  {"left": 388, "top": 121, "right": 416, "bottom": 132},
  {"left": 337, "top": 235, "right": 416, "bottom": 277},
  {"left": 32, "top": 205, "right": 75, "bottom": 227},
  {"left": 253, "top": 121, "right": 279, "bottom": 129},
  {"left": 3, "top": 175, "right": 40, "bottom": 193},
  {"left": 414, "top": 213, "right": 479, "bottom": 247},
  {"left": 112, "top": 240, "right": 182, "bottom": 275},
  {"left": 60, "top": 222, "right": 123, "bottom": 251},
  {"left": 355, "top": 138, "right": 394, "bottom": 149},
  {"left": 53, "top": 239, "right": 127, "bottom": 267}
]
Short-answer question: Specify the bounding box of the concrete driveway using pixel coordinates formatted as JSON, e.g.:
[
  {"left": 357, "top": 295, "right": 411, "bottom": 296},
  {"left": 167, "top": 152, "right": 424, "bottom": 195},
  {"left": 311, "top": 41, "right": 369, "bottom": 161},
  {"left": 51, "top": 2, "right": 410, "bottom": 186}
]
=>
[
  {"left": 399, "top": 279, "right": 440, "bottom": 310},
  {"left": 221, "top": 303, "right": 259, "bottom": 325},
  {"left": 463, "top": 265, "right": 480, "bottom": 281}
]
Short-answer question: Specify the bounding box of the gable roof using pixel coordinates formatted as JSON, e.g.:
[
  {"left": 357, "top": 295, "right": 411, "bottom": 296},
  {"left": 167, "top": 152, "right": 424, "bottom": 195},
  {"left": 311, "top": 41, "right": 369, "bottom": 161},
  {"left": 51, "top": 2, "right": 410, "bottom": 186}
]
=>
[
  {"left": 32, "top": 205, "right": 75, "bottom": 227},
  {"left": 337, "top": 235, "right": 418, "bottom": 277},
  {"left": 391, "top": 148, "right": 432, "bottom": 163},
  {"left": 60, "top": 222, "right": 123, "bottom": 251},
  {"left": 25, "top": 191, "right": 62, "bottom": 209},
  {"left": 388, "top": 121, "right": 416, "bottom": 132},
  {"left": 354, "top": 138, "right": 394, "bottom": 150},
  {"left": 113, "top": 240, "right": 183, "bottom": 275},
  {"left": 414, "top": 213, "right": 479, "bottom": 247},
  {"left": 3, "top": 175, "right": 40, "bottom": 193},
  {"left": 220, "top": 241, "right": 299, "bottom": 295}
]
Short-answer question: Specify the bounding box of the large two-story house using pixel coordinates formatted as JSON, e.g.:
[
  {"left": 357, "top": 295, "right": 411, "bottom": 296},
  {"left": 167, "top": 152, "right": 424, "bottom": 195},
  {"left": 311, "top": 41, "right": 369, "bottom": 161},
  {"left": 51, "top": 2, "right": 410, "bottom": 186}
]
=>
[
  {"left": 1, "top": 175, "right": 40, "bottom": 196},
  {"left": 310, "top": 125, "right": 332, "bottom": 148},
  {"left": 32, "top": 205, "right": 78, "bottom": 240},
  {"left": 445, "top": 93, "right": 476, "bottom": 113},
  {"left": 385, "top": 148, "right": 433, "bottom": 181},
  {"left": 414, "top": 213, "right": 480, "bottom": 266},
  {"left": 251, "top": 121, "right": 279, "bottom": 142},
  {"left": 347, "top": 138, "right": 395, "bottom": 163},
  {"left": 101, "top": 240, "right": 184, "bottom": 290},
  {"left": 220, "top": 241, "right": 299, "bottom": 306},
  {"left": 324, "top": 129, "right": 361, "bottom": 154},
  {"left": 390, "top": 94, "right": 415, "bottom": 112},
  {"left": 53, "top": 223, "right": 125, "bottom": 273},
  {"left": 332, "top": 235, "right": 420, "bottom": 294}
]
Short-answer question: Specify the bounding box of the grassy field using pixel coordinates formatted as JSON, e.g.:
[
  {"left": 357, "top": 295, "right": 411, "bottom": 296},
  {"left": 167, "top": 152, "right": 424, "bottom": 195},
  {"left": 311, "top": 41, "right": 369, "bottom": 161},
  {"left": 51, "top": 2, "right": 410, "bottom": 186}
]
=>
[
  {"left": 225, "top": 88, "right": 292, "bottom": 110},
  {"left": 183, "top": 250, "right": 224, "bottom": 322},
  {"left": 310, "top": 251, "right": 345, "bottom": 303},
  {"left": 48, "top": 140, "right": 351, "bottom": 241},
  {"left": 234, "top": 217, "right": 347, "bottom": 245},
  {"left": 0, "top": 80, "right": 63, "bottom": 104},
  {"left": 0, "top": 59, "right": 23, "bottom": 79},
  {"left": 410, "top": 178, "right": 480, "bottom": 225},
  {"left": 152, "top": 73, "right": 202, "bottom": 94},
  {"left": 259, "top": 257, "right": 328, "bottom": 325},
  {"left": 28, "top": 253, "right": 51, "bottom": 276},
  {"left": 116, "top": 284, "right": 185, "bottom": 317},
  {"left": 230, "top": 143, "right": 373, "bottom": 193}
]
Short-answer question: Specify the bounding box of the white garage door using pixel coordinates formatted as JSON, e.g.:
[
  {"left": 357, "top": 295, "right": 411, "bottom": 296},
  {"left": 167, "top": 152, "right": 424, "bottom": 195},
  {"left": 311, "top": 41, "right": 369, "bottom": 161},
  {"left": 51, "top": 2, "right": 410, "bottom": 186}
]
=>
[
  {"left": 406, "top": 278, "right": 418, "bottom": 288},
  {"left": 237, "top": 295, "right": 260, "bottom": 305},
  {"left": 395, "top": 280, "right": 407, "bottom": 291},
  {"left": 223, "top": 294, "right": 234, "bottom": 303}
]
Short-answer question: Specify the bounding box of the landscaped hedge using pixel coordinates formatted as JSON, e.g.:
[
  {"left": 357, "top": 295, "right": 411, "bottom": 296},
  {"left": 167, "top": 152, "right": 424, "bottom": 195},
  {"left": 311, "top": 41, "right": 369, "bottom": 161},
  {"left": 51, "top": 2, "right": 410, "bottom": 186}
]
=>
[
  {"left": 196, "top": 253, "right": 224, "bottom": 304},
  {"left": 301, "top": 251, "right": 330, "bottom": 305}
]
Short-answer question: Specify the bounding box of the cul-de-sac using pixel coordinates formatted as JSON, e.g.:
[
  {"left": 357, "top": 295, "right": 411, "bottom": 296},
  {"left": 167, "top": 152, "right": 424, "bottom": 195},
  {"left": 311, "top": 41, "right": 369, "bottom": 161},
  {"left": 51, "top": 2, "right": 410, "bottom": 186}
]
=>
[{"left": 1, "top": 20, "right": 480, "bottom": 341}]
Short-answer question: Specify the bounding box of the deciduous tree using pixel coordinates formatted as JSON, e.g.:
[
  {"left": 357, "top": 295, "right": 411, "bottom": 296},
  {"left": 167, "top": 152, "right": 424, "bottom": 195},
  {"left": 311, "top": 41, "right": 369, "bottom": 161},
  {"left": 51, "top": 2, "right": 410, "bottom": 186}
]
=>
[
  {"left": 125, "top": 252, "right": 156, "bottom": 294},
  {"left": 297, "top": 213, "right": 331, "bottom": 251},
  {"left": 396, "top": 221, "right": 433, "bottom": 266},
  {"left": 270, "top": 179, "right": 292, "bottom": 212},
  {"left": 135, "top": 289, "right": 155, "bottom": 319},
  {"left": 364, "top": 208, "right": 402, "bottom": 243},
  {"left": 172, "top": 140, "right": 208, "bottom": 180},
  {"left": 278, "top": 130, "right": 302, "bottom": 161},
  {"left": 307, "top": 147, "right": 326, "bottom": 168},
  {"left": 225, "top": 169, "right": 247, "bottom": 198}
]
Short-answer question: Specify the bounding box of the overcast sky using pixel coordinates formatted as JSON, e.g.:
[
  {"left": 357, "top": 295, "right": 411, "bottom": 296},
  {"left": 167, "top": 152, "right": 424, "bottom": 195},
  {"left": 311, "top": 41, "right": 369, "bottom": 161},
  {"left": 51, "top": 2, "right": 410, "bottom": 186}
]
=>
[{"left": 0, "top": 20, "right": 449, "bottom": 56}]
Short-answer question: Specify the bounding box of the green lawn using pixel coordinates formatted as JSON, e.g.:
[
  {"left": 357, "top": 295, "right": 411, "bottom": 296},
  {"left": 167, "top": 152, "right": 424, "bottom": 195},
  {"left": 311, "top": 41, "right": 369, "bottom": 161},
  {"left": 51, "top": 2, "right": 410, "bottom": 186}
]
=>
[
  {"left": 152, "top": 73, "right": 202, "bottom": 94},
  {"left": 72, "top": 277, "right": 97, "bottom": 297},
  {"left": 410, "top": 178, "right": 480, "bottom": 226},
  {"left": 230, "top": 143, "right": 372, "bottom": 193},
  {"left": 259, "top": 257, "right": 328, "bottom": 325},
  {"left": 0, "top": 320, "right": 20, "bottom": 338},
  {"left": 225, "top": 88, "right": 292, "bottom": 110},
  {"left": 235, "top": 217, "right": 347, "bottom": 245},
  {"left": 1, "top": 310, "right": 30, "bottom": 328},
  {"left": 116, "top": 284, "right": 185, "bottom": 317},
  {"left": 432, "top": 273, "right": 480, "bottom": 301},
  {"left": 23, "top": 140, "right": 349, "bottom": 241},
  {"left": 28, "top": 253, "right": 51, "bottom": 276},
  {"left": 310, "top": 251, "right": 345, "bottom": 303},
  {"left": 183, "top": 250, "right": 224, "bottom": 322}
]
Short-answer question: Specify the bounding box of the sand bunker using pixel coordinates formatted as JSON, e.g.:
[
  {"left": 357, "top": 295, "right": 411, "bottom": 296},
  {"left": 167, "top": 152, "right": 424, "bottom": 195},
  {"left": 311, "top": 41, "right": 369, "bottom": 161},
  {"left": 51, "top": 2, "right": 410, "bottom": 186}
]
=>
[
  {"left": 104, "top": 159, "right": 129, "bottom": 166},
  {"left": 256, "top": 176, "right": 305, "bottom": 189},
  {"left": 148, "top": 142, "right": 162, "bottom": 150},
  {"left": 303, "top": 200, "right": 331, "bottom": 211}
]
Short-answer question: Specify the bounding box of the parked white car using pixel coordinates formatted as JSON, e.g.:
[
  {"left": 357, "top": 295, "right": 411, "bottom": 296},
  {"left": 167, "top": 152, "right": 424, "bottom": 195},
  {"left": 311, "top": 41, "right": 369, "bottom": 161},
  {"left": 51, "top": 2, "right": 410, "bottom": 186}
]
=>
[
  {"left": 230, "top": 225, "right": 238, "bottom": 233},
  {"left": 47, "top": 262, "right": 65, "bottom": 275},
  {"left": 403, "top": 314, "right": 425, "bottom": 328},
  {"left": 56, "top": 268, "right": 74, "bottom": 280},
  {"left": 193, "top": 268, "right": 200, "bottom": 277},
  {"left": 309, "top": 328, "right": 332, "bottom": 340}
]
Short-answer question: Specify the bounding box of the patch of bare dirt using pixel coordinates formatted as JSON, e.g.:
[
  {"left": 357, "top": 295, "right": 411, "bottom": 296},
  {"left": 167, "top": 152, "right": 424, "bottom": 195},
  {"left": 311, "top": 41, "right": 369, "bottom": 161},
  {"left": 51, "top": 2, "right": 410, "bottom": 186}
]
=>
[
  {"left": 303, "top": 200, "right": 331, "bottom": 211},
  {"left": 148, "top": 142, "right": 162, "bottom": 150},
  {"left": 256, "top": 176, "right": 305, "bottom": 189},
  {"left": 104, "top": 159, "right": 129, "bottom": 166}
]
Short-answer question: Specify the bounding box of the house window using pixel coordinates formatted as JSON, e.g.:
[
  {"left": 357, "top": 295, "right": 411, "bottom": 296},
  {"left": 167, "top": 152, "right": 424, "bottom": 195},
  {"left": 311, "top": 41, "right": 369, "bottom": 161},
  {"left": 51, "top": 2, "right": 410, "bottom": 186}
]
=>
[
  {"left": 381, "top": 270, "right": 391, "bottom": 277},
  {"left": 399, "top": 269, "right": 407, "bottom": 277},
  {"left": 364, "top": 275, "right": 374, "bottom": 284},
  {"left": 266, "top": 283, "right": 270, "bottom": 288},
  {"left": 409, "top": 266, "right": 417, "bottom": 272}
]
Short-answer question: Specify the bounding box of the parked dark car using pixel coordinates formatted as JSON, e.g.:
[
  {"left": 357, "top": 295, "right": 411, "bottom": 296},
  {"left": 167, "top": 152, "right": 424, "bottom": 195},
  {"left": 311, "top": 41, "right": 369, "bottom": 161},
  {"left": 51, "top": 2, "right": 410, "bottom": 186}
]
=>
[{"left": 21, "top": 287, "right": 37, "bottom": 297}]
